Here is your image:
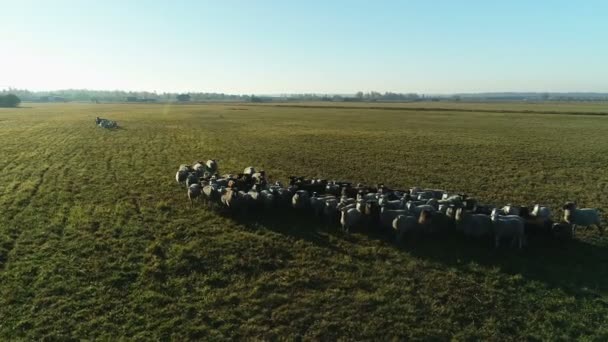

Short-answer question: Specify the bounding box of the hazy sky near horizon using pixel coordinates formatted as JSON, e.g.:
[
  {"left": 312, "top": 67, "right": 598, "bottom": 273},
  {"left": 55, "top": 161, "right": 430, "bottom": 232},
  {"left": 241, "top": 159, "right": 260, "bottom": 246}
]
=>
[{"left": 2, "top": 0, "right": 607, "bottom": 94}]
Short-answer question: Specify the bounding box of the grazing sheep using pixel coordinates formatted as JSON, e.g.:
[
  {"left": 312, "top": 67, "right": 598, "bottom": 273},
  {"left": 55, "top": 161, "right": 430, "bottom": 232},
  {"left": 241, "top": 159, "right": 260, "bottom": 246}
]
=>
[
  {"left": 563, "top": 202, "right": 603, "bottom": 235},
  {"left": 392, "top": 214, "right": 419, "bottom": 243},
  {"left": 491, "top": 209, "right": 526, "bottom": 249},
  {"left": 455, "top": 208, "right": 493, "bottom": 238},
  {"left": 187, "top": 183, "right": 202, "bottom": 206}
]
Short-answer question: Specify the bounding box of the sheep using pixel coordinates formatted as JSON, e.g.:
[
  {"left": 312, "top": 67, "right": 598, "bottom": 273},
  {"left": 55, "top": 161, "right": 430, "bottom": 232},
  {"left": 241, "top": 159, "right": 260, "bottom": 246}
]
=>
[
  {"left": 501, "top": 204, "right": 520, "bottom": 216},
  {"left": 325, "top": 181, "right": 341, "bottom": 196},
  {"left": 378, "top": 195, "right": 403, "bottom": 210},
  {"left": 245, "top": 185, "right": 263, "bottom": 210},
  {"left": 406, "top": 203, "right": 436, "bottom": 218},
  {"left": 416, "top": 190, "right": 435, "bottom": 201},
  {"left": 187, "top": 183, "right": 202, "bottom": 206},
  {"left": 531, "top": 204, "right": 551, "bottom": 219},
  {"left": 519, "top": 206, "right": 553, "bottom": 235},
  {"left": 193, "top": 161, "right": 206, "bottom": 175},
  {"left": 202, "top": 184, "right": 220, "bottom": 206},
  {"left": 310, "top": 193, "right": 333, "bottom": 217},
  {"left": 323, "top": 198, "right": 340, "bottom": 225},
  {"left": 252, "top": 170, "right": 266, "bottom": 184},
  {"left": 426, "top": 198, "right": 439, "bottom": 209},
  {"left": 563, "top": 202, "right": 603, "bottom": 235},
  {"left": 363, "top": 200, "right": 381, "bottom": 230},
  {"left": 380, "top": 208, "right": 409, "bottom": 229},
  {"left": 392, "top": 214, "right": 420, "bottom": 243},
  {"left": 176, "top": 170, "right": 188, "bottom": 186},
  {"left": 455, "top": 207, "right": 493, "bottom": 238},
  {"left": 439, "top": 195, "right": 464, "bottom": 206},
  {"left": 491, "top": 209, "right": 526, "bottom": 249},
  {"left": 340, "top": 206, "right": 362, "bottom": 233},
  {"left": 185, "top": 173, "right": 199, "bottom": 188},
  {"left": 221, "top": 188, "right": 242, "bottom": 211},
  {"left": 259, "top": 190, "right": 275, "bottom": 210},
  {"left": 205, "top": 159, "right": 218, "bottom": 174},
  {"left": 178, "top": 164, "right": 192, "bottom": 173},
  {"left": 292, "top": 190, "right": 310, "bottom": 210},
  {"left": 243, "top": 167, "right": 256, "bottom": 175},
  {"left": 418, "top": 209, "right": 452, "bottom": 235}
]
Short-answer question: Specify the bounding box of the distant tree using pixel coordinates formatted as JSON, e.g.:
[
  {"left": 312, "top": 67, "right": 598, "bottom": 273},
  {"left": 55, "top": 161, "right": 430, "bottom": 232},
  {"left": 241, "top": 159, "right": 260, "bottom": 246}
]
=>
[
  {"left": 0, "top": 94, "right": 21, "bottom": 107},
  {"left": 250, "top": 95, "right": 263, "bottom": 103},
  {"left": 176, "top": 94, "right": 191, "bottom": 102},
  {"left": 451, "top": 95, "right": 461, "bottom": 102},
  {"left": 540, "top": 93, "right": 550, "bottom": 101},
  {"left": 355, "top": 91, "right": 364, "bottom": 101}
]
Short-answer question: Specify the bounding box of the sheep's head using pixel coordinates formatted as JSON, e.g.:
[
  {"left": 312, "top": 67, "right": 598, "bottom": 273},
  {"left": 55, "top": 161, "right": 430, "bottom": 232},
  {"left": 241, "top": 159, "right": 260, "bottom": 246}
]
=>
[
  {"left": 563, "top": 202, "right": 576, "bottom": 210},
  {"left": 418, "top": 209, "right": 432, "bottom": 225}
]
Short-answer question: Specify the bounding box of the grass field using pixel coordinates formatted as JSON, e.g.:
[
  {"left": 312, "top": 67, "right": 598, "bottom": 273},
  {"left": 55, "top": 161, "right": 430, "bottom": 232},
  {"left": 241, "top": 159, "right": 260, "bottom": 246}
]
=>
[{"left": 1, "top": 102, "right": 608, "bottom": 340}]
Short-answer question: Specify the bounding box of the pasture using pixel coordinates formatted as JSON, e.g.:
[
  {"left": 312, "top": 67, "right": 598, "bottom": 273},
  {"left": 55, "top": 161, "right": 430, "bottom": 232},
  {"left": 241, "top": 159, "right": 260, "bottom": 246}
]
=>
[{"left": 0, "top": 102, "right": 607, "bottom": 340}]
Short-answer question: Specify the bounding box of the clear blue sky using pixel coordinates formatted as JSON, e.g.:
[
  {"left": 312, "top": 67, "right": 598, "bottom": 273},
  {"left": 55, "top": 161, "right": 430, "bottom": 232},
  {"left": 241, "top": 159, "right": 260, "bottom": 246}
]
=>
[{"left": 2, "top": 0, "right": 607, "bottom": 94}]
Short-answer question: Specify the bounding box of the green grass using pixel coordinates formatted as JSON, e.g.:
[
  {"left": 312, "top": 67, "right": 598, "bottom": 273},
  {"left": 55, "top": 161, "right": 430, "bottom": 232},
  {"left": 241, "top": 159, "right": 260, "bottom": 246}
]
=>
[{"left": 0, "top": 102, "right": 607, "bottom": 340}]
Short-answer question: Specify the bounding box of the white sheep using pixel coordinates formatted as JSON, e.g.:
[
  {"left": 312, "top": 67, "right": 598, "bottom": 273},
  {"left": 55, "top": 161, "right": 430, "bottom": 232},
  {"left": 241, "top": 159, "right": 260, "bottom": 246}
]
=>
[
  {"left": 455, "top": 208, "right": 493, "bottom": 238},
  {"left": 340, "top": 206, "right": 362, "bottom": 232},
  {"left": 187, "top": 183, "right": 202, "bottom": 206},
  {"left": 563, "top": 202, "right": 603, "bottom": 235},
  {"left": 491, "top": 208, "right": 526, "bottom": 249}
]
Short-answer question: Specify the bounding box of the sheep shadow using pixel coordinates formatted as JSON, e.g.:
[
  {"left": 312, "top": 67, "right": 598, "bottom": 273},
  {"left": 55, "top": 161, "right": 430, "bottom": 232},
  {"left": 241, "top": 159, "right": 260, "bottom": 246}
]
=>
[
  {"left": 218, "top": 207, "right": 351, "bottom": 255},
  {"left": 227, "top": 207, "right": 608, "bottom": 299},
  {"left": 398, "top": 232, "right": 608, "bottom": 299}
]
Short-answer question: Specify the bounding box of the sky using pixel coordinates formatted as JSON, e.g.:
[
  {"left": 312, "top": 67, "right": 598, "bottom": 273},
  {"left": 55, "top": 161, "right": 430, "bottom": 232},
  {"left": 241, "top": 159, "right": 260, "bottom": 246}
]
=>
[{"left": 1, "top": 0, "right": 607, "bottom": 94}]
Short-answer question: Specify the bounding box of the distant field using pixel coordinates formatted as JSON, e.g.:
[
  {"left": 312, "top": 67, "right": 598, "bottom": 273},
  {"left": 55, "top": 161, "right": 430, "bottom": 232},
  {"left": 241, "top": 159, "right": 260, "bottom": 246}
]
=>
[
  {"left": 254, "top": 100, "right": 608, "bottom": 114},
  {"left": 0, "top": 102, "right": 607, "bottom": 340}
]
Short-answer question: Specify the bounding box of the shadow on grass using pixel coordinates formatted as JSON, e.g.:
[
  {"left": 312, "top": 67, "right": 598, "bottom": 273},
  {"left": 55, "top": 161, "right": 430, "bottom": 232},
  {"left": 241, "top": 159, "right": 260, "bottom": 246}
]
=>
[
  {"left": 217, "top": 206, "right": 608, "bottom": 299},
  {"left": 224, "top": 208, "right": 350, "bottom": 255},
  {"left": 400, "top": 233, "right": 608, "bottom": 300}
]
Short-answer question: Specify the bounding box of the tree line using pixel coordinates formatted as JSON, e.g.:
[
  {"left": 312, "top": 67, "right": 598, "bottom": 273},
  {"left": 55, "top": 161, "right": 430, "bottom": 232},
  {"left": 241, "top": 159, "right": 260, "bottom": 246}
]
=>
[
  {"left": 2, "top": 88, "right": 607, "bottom": 104},
  {"left": 0, "top": 94, "right": 21, "bottom": 107}
]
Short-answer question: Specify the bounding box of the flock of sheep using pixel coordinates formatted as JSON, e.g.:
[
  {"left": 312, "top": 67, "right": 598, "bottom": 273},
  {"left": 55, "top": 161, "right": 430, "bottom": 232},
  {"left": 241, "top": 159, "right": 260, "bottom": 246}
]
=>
[
  {"left": 176, "top": 160, "right": 603, "bottom": 249},
  {"left": 95, "top": 116, "right": 118, "bottom": 129}
]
